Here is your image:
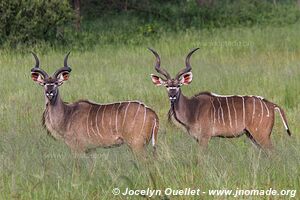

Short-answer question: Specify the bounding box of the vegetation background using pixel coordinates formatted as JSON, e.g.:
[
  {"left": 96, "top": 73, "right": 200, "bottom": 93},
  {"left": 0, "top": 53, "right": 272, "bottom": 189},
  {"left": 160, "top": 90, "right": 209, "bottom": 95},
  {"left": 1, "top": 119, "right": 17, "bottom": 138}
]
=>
[{"left": 1, "top": 0, "right": 300, "bottom": 199}]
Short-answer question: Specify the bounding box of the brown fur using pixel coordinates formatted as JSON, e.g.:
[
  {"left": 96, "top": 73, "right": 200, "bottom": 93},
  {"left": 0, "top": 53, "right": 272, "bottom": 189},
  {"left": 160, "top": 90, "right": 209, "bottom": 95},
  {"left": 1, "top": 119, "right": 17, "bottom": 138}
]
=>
[
  {"left": 170, "top": 91, "right": 291, "bottom": 149},
  {"left": 31, "top": 52, "right": 160, "bottom": 155},
  {"left": 148, "top": 48, "right": 291, "bottom": 150},
  {"left": 42, "top": 96, "right": 159, "bottom": 154}
]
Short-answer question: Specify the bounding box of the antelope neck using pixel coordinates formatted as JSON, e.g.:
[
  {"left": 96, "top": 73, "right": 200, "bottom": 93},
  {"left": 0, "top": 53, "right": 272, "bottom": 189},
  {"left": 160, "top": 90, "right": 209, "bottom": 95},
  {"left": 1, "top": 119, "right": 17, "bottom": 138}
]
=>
[
  {"left": 43, "top": 89, "right": 70, "bottom": 140},
  {"left": 171, "top": 90, "right": 190, "bottom": 127},
  {"left": 45, "top": 91, "right": 67, "bottom": 121}
]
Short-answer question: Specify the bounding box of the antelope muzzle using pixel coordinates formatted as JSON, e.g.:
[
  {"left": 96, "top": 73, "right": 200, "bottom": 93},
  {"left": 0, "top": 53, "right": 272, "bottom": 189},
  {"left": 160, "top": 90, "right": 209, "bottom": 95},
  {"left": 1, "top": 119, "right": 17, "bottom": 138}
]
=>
[
  {"left": 44, "top": 83, "right": 58, "bottom": 100},
  {"left": 168, "top": 87, "right": 179, "bottom": 103}
]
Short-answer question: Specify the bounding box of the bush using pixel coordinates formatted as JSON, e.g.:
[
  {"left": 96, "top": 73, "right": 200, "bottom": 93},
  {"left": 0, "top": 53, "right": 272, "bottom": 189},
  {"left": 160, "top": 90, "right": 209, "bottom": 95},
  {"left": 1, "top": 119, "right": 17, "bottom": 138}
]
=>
[
  {"left": 0, "top": 0, "right": 74, "bottom": 47},
  {"left": 1, "top": 0, "right": 299, "bottom": 50},
  {"left": 187, "top": 0, "right": 300, "bottom": 28},
  {"left": 81, "top": 0, "right": 300, "bottom": 29}
]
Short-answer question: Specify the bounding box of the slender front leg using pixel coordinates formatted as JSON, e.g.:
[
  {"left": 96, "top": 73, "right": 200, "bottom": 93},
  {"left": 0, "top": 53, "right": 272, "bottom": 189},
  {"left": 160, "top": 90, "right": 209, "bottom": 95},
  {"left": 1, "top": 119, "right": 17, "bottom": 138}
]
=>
[
  {"left": 197, "top": 135, "right": 210, "bottom": 150},
  {"left": 86, "top": 149, "right": 97, "bottom": 175},
  {"left": 195, "top": 135, "right": 210, "bottom": 166}
]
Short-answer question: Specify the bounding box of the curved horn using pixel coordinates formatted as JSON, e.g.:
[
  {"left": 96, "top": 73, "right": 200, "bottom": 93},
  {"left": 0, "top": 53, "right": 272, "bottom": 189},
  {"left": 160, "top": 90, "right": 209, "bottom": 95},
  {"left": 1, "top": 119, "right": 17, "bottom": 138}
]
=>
[
  {"left": 175, "top": 48, "right": 199, "bottom": 80},
  {"left": 148, "top": 48, "right": 171, "bottom": 79},
  {"left": 64, "top": 51, "right": 71, "bottom": 68},
  {"left": 53, "top": 52, "right": 72, "bottom": 78},
  {"left": 31, "top": 51, "right": 40, "bottom": 68},
  {"left": 30, "top": 52, "right": 48, "bottom": 78}
]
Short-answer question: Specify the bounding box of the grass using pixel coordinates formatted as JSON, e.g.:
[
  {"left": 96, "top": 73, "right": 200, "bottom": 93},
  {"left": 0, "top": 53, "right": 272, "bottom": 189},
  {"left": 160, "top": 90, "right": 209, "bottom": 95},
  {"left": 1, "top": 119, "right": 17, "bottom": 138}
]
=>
[{"left": 1, "top": 23, "right": 300, "bottom": 200}]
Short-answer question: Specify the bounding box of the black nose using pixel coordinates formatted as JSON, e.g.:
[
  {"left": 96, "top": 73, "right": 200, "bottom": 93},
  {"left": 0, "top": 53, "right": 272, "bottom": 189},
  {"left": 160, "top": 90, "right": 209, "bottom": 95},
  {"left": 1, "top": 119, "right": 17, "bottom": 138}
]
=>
[
  {"left": 169, "top": 94, "right": 177, "bottom": 102},
  {"left": 46, "top": 91, "right": 54, "bottom": 99},
  {"left": 168, "top": 87, "right": 179, "bottom": 102}
]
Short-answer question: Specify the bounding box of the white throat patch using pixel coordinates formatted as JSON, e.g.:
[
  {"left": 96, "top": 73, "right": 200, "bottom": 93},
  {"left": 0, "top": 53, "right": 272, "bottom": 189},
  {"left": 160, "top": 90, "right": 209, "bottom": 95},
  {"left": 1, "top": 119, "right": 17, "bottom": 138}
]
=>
[{"left": 167, "top": 87, "right": 179, "bottom": 91}]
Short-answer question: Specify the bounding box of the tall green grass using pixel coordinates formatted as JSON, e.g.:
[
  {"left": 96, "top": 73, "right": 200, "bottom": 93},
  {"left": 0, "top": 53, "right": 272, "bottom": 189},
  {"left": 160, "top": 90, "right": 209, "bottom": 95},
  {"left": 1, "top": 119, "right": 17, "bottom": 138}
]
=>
[{"left": 1, "top": 24, "right": 300, "bottom": 199}]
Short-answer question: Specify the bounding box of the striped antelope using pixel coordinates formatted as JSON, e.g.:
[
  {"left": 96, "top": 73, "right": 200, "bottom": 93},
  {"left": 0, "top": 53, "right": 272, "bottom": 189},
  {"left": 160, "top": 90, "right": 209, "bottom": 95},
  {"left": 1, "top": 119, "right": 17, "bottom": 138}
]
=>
[
  {"left": 149, "top": 48, "right": 291, "bottom": 149},
  {"left": 30, "top": 52, "right": 159, "bottom": 155}
]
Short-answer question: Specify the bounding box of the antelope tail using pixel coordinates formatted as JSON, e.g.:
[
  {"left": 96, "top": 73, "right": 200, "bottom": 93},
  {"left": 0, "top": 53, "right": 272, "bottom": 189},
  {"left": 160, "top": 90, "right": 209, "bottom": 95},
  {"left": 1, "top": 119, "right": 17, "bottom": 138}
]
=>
[
  {"left": 151, "top": 118, "right": 158, "bottom": 147},
  {"left": 274, "top": 106, "right": 291, "bottom": 136}
]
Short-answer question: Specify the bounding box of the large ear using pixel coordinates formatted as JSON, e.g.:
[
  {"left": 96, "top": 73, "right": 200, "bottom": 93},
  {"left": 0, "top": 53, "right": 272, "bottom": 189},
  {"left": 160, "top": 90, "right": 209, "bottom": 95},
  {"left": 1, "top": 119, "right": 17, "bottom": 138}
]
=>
[
  {"left": 179, "top": 72, "right": 193, "bottom": 85},
  {"left": 57, "top": 71, "right": 70, "bottom": 84},
  {"left": 31, "top": 72, "right": 45, "bottom": 85},
  {"left": 150, "top": 74, "right": 165, "bottom": 86}
]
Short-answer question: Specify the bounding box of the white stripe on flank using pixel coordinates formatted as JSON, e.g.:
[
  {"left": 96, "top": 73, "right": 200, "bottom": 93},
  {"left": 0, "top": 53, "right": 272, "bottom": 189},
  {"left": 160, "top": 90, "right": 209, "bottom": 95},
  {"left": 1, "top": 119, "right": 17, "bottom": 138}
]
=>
[
  {"left": 122, "top": 102, "right": 130, "bottom": 128},
  {"left": 210, "top": 98, "right": 216, "bottom": 135},
  {"left": 259, "top": 99, "right": 264, "bottom": 125},
  {"left": 210, "top": 99, "right": 216, "bottom": 136},
  {"left": 95, "top": 105, "right": 103, "bottom": 138},
  {"left": 251, "top": 97, "right": 256, "bottom": 123},
  {"left": 232, "top": 98, "right": 237, "bottom": 128},
  {"left": 275, "top": 107, "right": 288, "bottom": 130},
  {"left": 110, "top": 104, "right": 115, "bottom": 135},
  {"left": 226, "top": 97, "right": 232, "bottom": 128},
  {"left": 132, "top": 103, "right": 141, "bottom": 130},
  {"left": 140, "top": 106, "right": 147, "bottom": 136},
  {"left": 86, "top": 105, "right": 92, "bottom": 138},
  {"left": 101, "top": 106, "right": 107, "bottom": 132},
  {"left": 262, "top": 100, "right": 270, "bottom": 117},
  {"left": 67, "top": 110, "right": 77, "bottom": 130},
  {"left": 210, "top": 104, "right": 213, "bottom": 124},
  {"left": 210, "top": 98, "right": 216, "bottom": 124},
  {"left": 217, "top": 103, "right": 221, "bottom": 124},
  {"left": 115, "top": 103, "right": 122, "bottom": 135},
  {"left": 217, "top": 98, "right": 225, "bottom": 125},
  {"left": 152, "top": 118, "right": 157, "bottom": 146},
  {"left": 241, "top": 96, "right": 245, "bottom": 127},
  {"left": 89, "top": 107, "right": 98, "bottom": 137}
]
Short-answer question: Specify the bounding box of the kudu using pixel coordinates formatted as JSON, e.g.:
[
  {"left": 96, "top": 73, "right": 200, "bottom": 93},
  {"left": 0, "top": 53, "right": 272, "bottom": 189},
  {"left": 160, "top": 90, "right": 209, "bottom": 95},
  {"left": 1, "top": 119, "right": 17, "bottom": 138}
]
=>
[
  {"left": 30, "top": 52, "right": 159, "bottom": 155},
  {"left": 149, "top": 48, "right": 291, "bottom": 149}
]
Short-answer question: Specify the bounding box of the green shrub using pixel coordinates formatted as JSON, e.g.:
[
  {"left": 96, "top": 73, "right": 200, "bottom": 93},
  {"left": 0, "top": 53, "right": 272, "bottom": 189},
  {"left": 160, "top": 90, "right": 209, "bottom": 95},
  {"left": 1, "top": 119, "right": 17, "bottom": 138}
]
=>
[
  {"left": 0, "top": 0, "right": 74, "bottom": 48},
  {"left": 169, "top": 0, "right": 300, "bottom": 29},
  {"left": 81, "top": 0, "right": 300, "bottom": 29},
  {"left": 1, "top": 0, "right": 299, "bottom": 50}
]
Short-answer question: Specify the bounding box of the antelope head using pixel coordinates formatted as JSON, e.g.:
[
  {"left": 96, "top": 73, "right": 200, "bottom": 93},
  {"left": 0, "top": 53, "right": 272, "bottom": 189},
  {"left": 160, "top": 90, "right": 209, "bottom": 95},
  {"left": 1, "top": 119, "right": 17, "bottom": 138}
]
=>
[
  {"left": 30, "top": 52, "right": 72, "bottom": 103},
  {"left": 149, "top": 48, "right": 199, "bottom": 103}
]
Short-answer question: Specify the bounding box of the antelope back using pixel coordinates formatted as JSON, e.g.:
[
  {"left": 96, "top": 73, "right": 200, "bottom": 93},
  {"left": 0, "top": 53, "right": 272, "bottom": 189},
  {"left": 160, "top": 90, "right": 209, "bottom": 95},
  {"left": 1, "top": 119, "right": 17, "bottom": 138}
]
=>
[
  {"left": 195, "top": 93, "right": 276, "bottom": 136},
  {"left": 64, "top": 101, "right": 159, "bottom": 148}
]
